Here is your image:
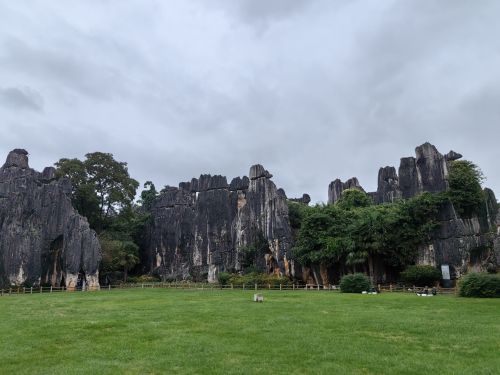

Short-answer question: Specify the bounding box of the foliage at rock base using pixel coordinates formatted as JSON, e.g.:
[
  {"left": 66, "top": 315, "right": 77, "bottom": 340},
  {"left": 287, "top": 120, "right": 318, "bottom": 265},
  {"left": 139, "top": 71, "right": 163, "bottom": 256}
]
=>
[
  {"left": 340, "top": 273, "right": 371, "bottom": 293},
  {"left": 459, "top": 273, "right": 500, "bottom": 298},
  {"left": 400, "top": 265, "right": 442, "bottom": 287}
]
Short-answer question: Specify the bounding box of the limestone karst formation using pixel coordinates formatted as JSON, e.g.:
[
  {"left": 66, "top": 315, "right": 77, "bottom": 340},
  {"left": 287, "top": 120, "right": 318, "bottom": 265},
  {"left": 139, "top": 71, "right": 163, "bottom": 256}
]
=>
[
  {"left": 1, "top": 143, "right": 498, "bottom": 287},
  {"left": 327, "top": 142, "right": 499, "bottom": 279},
  {"left": 0, "top": 149, "right": 101, "bottom": 288},
  {"left": 143, "top": 164, "right": 293, "bottom": 282}
]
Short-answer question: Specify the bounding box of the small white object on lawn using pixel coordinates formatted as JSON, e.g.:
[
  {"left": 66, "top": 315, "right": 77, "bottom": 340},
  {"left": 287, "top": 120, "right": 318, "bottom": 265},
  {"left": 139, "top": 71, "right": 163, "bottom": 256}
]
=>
[{"left": 253, "top": 293, "right": 264, "bottom": 302}]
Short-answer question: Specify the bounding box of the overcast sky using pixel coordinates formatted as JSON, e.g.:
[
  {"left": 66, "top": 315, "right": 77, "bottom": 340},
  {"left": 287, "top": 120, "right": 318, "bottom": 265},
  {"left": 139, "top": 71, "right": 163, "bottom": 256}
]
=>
[{"left": 1, "top": 0, "right": 499, "bottom": 203}]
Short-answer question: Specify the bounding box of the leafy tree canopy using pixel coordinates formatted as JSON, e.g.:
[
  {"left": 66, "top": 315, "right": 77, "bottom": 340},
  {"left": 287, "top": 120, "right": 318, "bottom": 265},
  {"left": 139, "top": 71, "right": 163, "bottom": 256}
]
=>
[
  {"left": 447, "top": 160, "right": 485, "bottom": 217},
  {"left": 292, "top": 192, "right": 446, "bottom": 272},
  {"left": 139, "top": 181, "right": 158, "bottom": 211},
  {"left": 55, "top": 152, "right": 145, "bottom": 283},
  {"left": 55, "top": 152, "right": 139, "bottom": 231},
  {"left": 337, "top": 188, "right": 372, "bottom": 210}
]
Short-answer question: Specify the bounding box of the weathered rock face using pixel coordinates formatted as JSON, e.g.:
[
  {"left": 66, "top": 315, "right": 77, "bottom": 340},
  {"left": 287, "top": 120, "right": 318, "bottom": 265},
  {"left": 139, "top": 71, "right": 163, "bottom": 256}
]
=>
[
  {"left": 327, "top": 177, "right": 365, "bottom": 204},
  {"left": 0, "top": 149, "right": 101, "bottom": 288},
  {"left": 289, "top": 193, "right": 311, "bottom": 205},
  {"left": 374, "top": 166, "right": 402, "bottom": 204},
  {"left": 385, "top": 144, "right": 497, "bottom": 275},
  {"left": 144, "top": 164, "right": 293, "bottom": 282},
  {"left": 327, "top": 142, "right": 499, "bottom": 279},
  {"left": 494, "top": 211, "right": 500, "bottom": 270},
  {"left": 373, "top": 142, "right": 450, "bottom": 203},
  {"left": 417, "top": 200, "right": 498, "bottom": 278}
]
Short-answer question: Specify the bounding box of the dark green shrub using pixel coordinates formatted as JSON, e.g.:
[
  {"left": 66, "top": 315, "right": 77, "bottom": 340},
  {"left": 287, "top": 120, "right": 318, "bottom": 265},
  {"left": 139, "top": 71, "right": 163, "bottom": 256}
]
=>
[
  {"left": 400, "top": 265, "right": 441, "bottom": 287},
  {"left": 217, "top": 272, "right": 231, "bottom": 286},
  {"left": 459, "top": 273, "right": 500, "bottom": 298},
  {"left": 340, "top": 273, "right": 371, "bottom": 293}
]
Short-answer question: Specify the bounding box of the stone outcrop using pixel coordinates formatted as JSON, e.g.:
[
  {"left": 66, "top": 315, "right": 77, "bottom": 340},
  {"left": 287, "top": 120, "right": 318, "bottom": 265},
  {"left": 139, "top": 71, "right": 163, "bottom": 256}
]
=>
[
  {"left": 417, "top": 199, "right": 498, "bottom": 278},
  {"left": 327, "top": 142, "right": 499, "bottom": 279},
  {"left": 327, "top": 177, "right": 365, "bottom": 204},
  {"left": 374, "top": 166, "right": 402, "bottom": 204},
  {"left": 289, "top": 194, "right": 311, "bottom": 205},
  {"left": 494, "top": 211, "right": 500, "bottom": 271},
  {"left": 144, "top": 164, "right": 292, "bottom": 282},
  {"left": 372, "top": 142, "right": 450, "bottom": 203},
  {"left": 0, "top": 149, "right": 101, "bottom": 288}
]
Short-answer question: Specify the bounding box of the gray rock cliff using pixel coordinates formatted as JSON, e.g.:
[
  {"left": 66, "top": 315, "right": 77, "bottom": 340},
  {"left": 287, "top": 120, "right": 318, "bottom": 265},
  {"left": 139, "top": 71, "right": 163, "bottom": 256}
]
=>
[
  {"left": 328, "top": 142, "right": 499, "bottom": 279},
  {"left": 374, "top": 142, "right": 451, "bottom": 203},
  {"left": 417, "top": 198, "right": 498, "bottom": 278},
  {"left": 327, "top": 177, "right": 365, "bottom": 204},
  {"left": 289, "top": 193, "right": 311, "bottom": 205},
  {"left": 144, "top": 164, "right": 293, "bottom": 282},
  {"left": 0, "top": 149, "right": 101, "bottom": 288}
]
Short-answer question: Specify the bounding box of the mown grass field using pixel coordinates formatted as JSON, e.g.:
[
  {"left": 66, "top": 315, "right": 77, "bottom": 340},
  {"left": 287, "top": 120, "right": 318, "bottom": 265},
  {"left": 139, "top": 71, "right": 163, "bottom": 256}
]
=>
[{"left": 0, "top": 289, "right": 499, "bottom": 375}]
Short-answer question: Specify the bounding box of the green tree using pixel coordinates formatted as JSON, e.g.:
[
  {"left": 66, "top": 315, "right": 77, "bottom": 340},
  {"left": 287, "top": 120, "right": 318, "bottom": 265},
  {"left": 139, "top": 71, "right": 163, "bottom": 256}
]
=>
[
  {"left": 55, "top": 152, "right": 139, "bottom": 231},
  {"left": 292, "top": 205, "right": 354, "bottom": 268},
  {"left": 118, "top": 241, "right": 140, "bottom": 282},
  {"left": 447, "top": 160, "right": 485, "bottom": 217},
  {"left": 84, "top": 152, "right": 139, "bottom": 222},
  {"left": 55, "top": 152, "right": 143, "bottom": 282},
  {"left": 337, "top": 189, "right": 372, "bottom": 210},
  {"left": 292, "top": 191, "right": 447, "bottom": 280},
  {"left": 55, "top": 158, "right": 101, "bottom": 228},
  {"left": 99, "top": 233, "right": 140, "bottom": 282},
  {"left": 139, "top": 181, "right": 158, "bottom": 210}
]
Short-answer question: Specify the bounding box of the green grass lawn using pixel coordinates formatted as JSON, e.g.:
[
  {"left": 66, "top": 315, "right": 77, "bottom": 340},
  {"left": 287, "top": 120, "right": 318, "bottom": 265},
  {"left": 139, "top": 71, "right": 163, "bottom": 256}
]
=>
[{"left": 1, "top": 289, "right": 499, "bottom": 375}]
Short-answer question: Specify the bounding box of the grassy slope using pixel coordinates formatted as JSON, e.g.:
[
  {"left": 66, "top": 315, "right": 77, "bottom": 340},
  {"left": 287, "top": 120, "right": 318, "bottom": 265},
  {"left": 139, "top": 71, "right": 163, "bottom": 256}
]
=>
[{"left": 0, "top": 290, "right": 499, "bottom": 375}]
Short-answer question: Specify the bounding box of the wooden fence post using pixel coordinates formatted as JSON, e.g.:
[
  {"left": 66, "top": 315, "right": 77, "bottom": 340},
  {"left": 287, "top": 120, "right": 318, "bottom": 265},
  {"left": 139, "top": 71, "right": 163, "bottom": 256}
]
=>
[
  {"left": 30, "top": 287, "right": 33, "bottom": 294},
  {"left": 390, "top": 283, "right": 393, "bottom": 292},
  {"left": 50, "top": 286, "right": 52, "bottom": 293},
  {"left": 255, "top": 283, "right": 257, "bottom": 291},
  {"left": 280, "top": 283, "right": 282, "bottom": 291}
]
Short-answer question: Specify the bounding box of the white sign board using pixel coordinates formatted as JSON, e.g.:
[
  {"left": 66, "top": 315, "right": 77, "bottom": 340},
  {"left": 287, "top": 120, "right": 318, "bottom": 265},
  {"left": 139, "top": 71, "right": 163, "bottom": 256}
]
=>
[{"left": 441, "top": 265, "right": 450, "bottom": 280}]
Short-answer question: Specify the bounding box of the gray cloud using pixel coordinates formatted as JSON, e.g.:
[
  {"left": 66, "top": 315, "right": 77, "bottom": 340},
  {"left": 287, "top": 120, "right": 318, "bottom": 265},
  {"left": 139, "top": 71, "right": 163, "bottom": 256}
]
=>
[
  {"left": 1, "top": 37, "right": 126, "bottom": 100},
  {"left": 0, "top": 0, "right": 499, "bottom": 203},
  {"left": 205, "top": 0, "right": 313, "bottom": 25},
  {"left": 0, "top": 86, "right": 43, "bottom": 111}
]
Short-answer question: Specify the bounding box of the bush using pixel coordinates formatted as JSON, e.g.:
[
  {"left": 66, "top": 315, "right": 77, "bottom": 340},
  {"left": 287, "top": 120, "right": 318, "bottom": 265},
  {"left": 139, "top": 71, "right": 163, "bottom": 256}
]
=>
[
  {"left": 217, "top": 272, "right": 231, "bottom": 286},
  {"left": 340, "top": 273, "right": 371, "bottom": 293},
  {"left": 400, "top": 265, "right": 441, "bottom": 287},
  {"left": 459, "top": 273, "right": 500, "bottom": 298}
]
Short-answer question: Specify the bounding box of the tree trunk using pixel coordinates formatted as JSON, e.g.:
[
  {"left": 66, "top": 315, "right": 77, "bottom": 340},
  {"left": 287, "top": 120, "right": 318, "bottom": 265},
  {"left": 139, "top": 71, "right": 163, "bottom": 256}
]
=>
[
  {"left": 320, "top": 263, "right": 329, "bottom": 287},
  {"left": 124, "top": 267, "right": 128, "bottom": 282},
  {"left": 368, "top": 255, "right": 375, "bottom": 283}
]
